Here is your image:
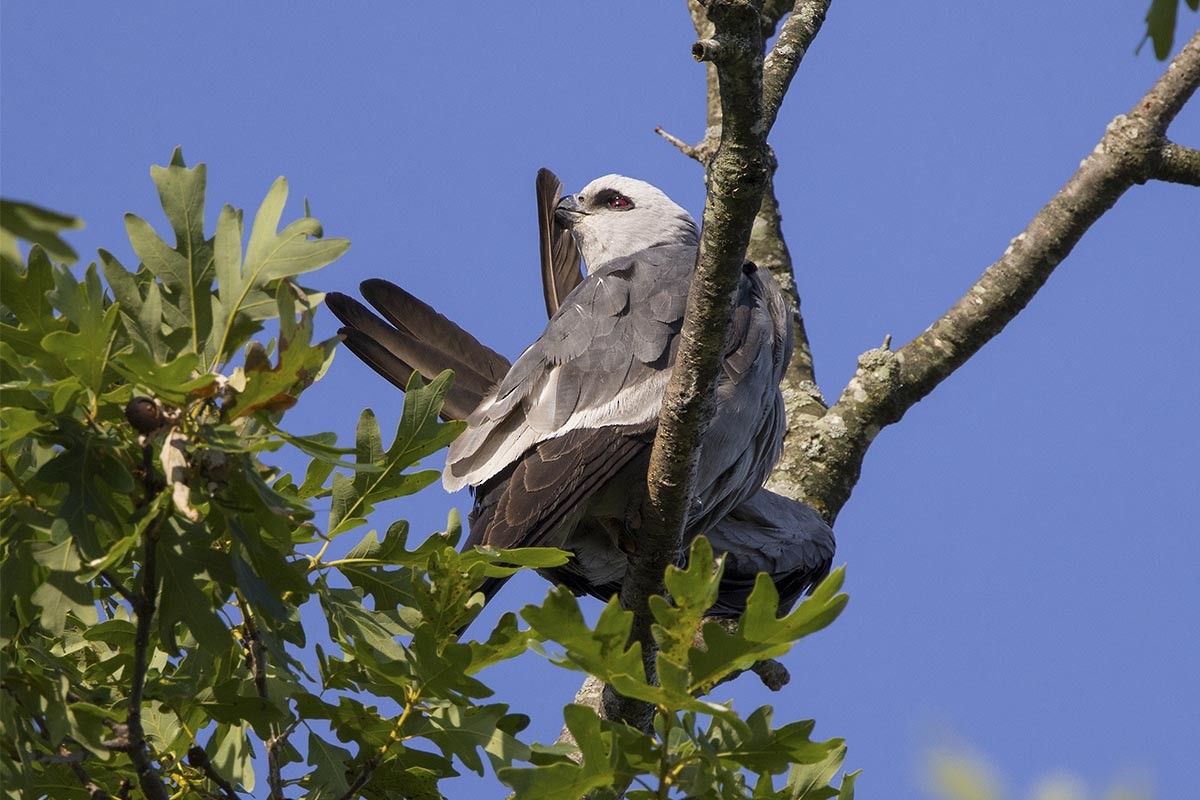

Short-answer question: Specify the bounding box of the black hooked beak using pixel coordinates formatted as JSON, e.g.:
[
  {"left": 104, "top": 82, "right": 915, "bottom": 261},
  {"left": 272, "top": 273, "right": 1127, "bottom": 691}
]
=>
[{"left": 554, "top": 194, "right": 583, "bottom": 228}]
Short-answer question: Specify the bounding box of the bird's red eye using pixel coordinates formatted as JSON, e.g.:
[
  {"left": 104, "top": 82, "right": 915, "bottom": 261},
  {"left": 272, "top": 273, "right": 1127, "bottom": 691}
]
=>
[{"left": 608, "top": 194, "right": 631, "bottom": 209}]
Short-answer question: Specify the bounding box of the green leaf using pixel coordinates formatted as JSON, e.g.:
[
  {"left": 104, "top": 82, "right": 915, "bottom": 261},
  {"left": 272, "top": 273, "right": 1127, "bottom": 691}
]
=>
[
  {"left": 0, "top": 199, "right": 82, "bottom": 265},
  {"left": 222, "top": 308, "right": 337, "bottom": 419},
  {"left": 155, "top": 523, "right": 234, "bottom": 653},
  {"left": 408, "top": 702, "right": 531, "bottom": 776},
  {"left": 258, "top": 421, "right": 361, "bottom": 469},
  {"left": 0, "top": 407, "right": 49, "bottom": 449},
  {"left": 304, "top": 730, "right": 352, "bottom": 799},
  {"left": 77, "top": 494, "right": 168, "bottom": 582},
  {"left": 1140, "top": 0, "right": 1197, "bottom": 59},
  {"left": 460, "top": 545, "right": 572, "bottom": 577},
  {"left": 41, "top": 303, "right": 122, "bottom": 396},
  {"left": 466, "top": 612, "right": 532, "bottom": 674},
  {"left": 231, "top": 546, "right": 290, "bottom": 620},
  {"left": 29, "top": 523, "right": 98, "bottom": 635},
  {"left": 499, "top": 705, "right": 618, "bottom": 800},
  {"left": 32, "top": 422, "right": 130, "bottom": 557},
  {"left": 837, "top": 770, "right": 860, "bottom": 800},
  {"left": 208, "top": 177, "right": 349, "bottom": 364},
  {"left": 123, "top": 149, "right": 216, "bottom": 359},
  {"left": 406, "top": 623, "right": 494, "bottom": 701},
  {"left": 151, "top": 147, "right": 207, "bottom": 269},
  {"left": 710, "top": 708, "right": 839, "bottom": 776},
  {"left": 689, "top": 567, "right": 848, "bottom": 694},
  {"left": 209, "top": 723, "right": 255, "bottom": 794},
  {"left": 783, "top": 738, "right": 847, "bottom": 799},
  {"left": 652, "top": 536, "right": 722, "bottom": 671},
  {"left": 110, "top": 347, "right": 216, "bottom": 406},
  {"left": 327, "top": 377, "right": 465, "bottom": 536},
  {"left": 321, "top": 585, "right": 411, "bottom": 664},
  {"left": 0, "top": 246, "right": 69, "bottom": 344},
  {"left": 521, "top": 589, "right": 661, "bottom": 706}
]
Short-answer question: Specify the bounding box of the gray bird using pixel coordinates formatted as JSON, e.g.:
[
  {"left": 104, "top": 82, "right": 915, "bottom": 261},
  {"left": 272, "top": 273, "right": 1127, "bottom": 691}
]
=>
[{"left": 327, "top": 170, "right": 834, "bottom": 616}]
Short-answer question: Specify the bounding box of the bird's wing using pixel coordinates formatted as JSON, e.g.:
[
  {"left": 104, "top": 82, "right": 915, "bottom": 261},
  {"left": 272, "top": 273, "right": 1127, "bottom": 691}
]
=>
[
  {"left": 444, "top": 244, "right": 695, "bottom": 492},
  {"left": 465, "top": 421, "right": 656, "bottom": 551},
  {"left": 326, "top": 281, "right": 511, "bottom": 422},
  {"left": 536, "top": 167, "right": 584, "bottom": 317},
  {"left": 680, "top": 262, "right": 793, "bottom": 536},
  {"left": 704, "top": 488, "right": 836, "bottom": 616}
]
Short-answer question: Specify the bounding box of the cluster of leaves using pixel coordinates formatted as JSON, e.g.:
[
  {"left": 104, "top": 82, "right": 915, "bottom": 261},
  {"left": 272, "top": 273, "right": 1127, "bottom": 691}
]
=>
[
  {"left": 503, "top": 537, "right": 857, "bottom": 799},
  {"left": 1, "top": 154, "right": 853, "bottom": 799}
]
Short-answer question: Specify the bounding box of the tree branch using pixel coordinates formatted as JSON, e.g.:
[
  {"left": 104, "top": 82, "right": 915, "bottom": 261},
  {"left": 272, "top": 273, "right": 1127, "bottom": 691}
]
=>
[
  {"left": 121, "top": 505, "right": 169, "bottom": 800},
  {"left": 674, "top": 1, "right": 832, "bottom": 504},
  {"left": 787, "top": 28, "right": 1200, "bottom": 521},
  {"left": 1154, "top": 141, "right": 1200, "bottom": 185},
  {"left": 26, "top": 709, "right": 112, "bottom": 799},
  {"left": 654, "top": 125, "right": 705, "bottom": 162},
  {"left": 761, "top": 0, "right": 830, "bottom": 135},
  {"left": 188, "top": 745, "right": 242, "bottom": 800},
  {"left": 611, "top": 0, "right": 771, "bottom": 732},
  {"left": 240, "top": 603, "right": 285, "bottom": 800}
]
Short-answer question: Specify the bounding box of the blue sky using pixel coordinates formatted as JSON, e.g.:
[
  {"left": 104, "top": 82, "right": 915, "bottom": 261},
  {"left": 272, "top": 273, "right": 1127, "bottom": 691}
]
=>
[{"left": 3, "top": 3, "right": 1198, "bottom": 798}]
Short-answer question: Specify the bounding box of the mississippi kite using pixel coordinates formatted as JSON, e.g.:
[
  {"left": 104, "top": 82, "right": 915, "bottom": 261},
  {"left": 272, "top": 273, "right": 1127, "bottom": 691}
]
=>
[{"left": 327, "top": 170, "right": 834, "bottom": 615}]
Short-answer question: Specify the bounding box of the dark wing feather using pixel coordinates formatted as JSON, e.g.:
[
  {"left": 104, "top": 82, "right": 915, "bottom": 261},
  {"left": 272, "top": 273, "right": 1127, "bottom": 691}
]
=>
[
  {"left": 536, "top": 168, "right": 584, "bottom": 317},
  {"left": 326, "top": 289, "right": 511, "bottom": 422}
]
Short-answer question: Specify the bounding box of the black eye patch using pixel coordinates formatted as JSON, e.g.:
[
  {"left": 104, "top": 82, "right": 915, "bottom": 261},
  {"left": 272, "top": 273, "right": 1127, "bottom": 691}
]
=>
[{"left": 594, "top": 189, "right": 634, "bottom": 210}]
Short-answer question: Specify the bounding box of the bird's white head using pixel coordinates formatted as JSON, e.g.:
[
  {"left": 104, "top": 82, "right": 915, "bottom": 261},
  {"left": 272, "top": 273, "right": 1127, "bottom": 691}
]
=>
[{"left": 555, "top": 175, "right": 699, "bottom": 271}]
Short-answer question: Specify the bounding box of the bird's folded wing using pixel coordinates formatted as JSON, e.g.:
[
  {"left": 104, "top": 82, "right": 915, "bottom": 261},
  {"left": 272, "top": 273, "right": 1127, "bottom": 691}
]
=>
[
  {"left": 536, "top": 167, "right": 584, "bottom": 317},
  {"left": 467, "top": 421, "right": 656, "bottom": 551},
  {"left": 444, "top": 245, "right": 695, "bottom": 492}
]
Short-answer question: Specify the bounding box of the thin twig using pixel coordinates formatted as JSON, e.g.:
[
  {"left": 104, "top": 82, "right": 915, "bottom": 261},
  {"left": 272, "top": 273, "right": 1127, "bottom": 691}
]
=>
[
  {"left": 336, "top": 696, "right": 417, "bottom": 800},
  {"left": 24, "top": 707, "right": 112, "bottom": 798},
  {"left": 239, "top": 600, "right": 285, "bottom": 800},
  {"left": 0, "top": 453, "right": 48, "bottom": 512},
  {"left": 100, "top": 570, "right": 136, "bottom": 604},
  {"left": 653, "top": 126, "right": 703, "bottom": 161}
]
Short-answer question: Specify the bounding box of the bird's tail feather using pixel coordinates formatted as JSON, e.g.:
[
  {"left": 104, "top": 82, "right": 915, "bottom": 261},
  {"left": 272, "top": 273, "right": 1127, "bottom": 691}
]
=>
[{"left": 326, "top": 282, "right": 513, "bottom": 421}]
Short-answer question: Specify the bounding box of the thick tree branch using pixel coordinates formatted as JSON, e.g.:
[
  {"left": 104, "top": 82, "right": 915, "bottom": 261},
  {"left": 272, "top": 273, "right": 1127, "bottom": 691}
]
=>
[
  {"left": 674, "top": 0, "right": 837, "bottom": 508},
  {"left": 610, "top": 0, "right": 771, "bottom": 732},
  {"left": 788, "top": 28, "right": 1200, "bottom": 521}
]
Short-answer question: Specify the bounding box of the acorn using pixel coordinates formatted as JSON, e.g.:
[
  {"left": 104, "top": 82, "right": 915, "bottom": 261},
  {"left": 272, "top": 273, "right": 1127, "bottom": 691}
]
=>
[{"left": 124, "top": 396, "right": 162, "bottom": 435}]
